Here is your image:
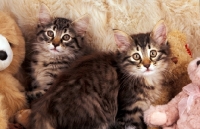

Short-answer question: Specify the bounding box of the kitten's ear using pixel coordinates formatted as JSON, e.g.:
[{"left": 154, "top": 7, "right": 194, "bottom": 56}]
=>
[
  {"left": 38, "top": 3, "right": 53, "bottom": 25},
  {"left": 151, "top": 20, "right": 167, "bottom": 45},
  {"left": 72, "top": 14, "right": 90, "bottom": 37},
  {"left": 113, "top": 29, "right": 132, "bottom": 53}
]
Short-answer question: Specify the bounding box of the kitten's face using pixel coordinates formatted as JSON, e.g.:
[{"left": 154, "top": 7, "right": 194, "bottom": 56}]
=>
[
  {"left": 37, "top": 18, "right": 79, "bottom": 56},
  {"left": 114, "top": 20, "right": 170, "bottom": 77},
  {"left": 122, "top": 33, "right": 170, "bottom": 77},
  {"left": 35, "top": 4, "right": 89, "bottom": 57}
]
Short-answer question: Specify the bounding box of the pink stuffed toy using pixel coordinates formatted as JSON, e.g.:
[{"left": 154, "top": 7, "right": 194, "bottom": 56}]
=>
[{"left": 144, "top": 57, "right": 200, "bottom": 129}]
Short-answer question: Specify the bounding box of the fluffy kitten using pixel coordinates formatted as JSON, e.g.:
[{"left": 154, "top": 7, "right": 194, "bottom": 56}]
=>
[
  {"left": 28, "top": 20, "right": 170, "bottom": 129},
  {"left": 25, "top": 4, "right": 90, "bottom": 103},
  {"left": 113, "top": 20, "right": 170, "bottom": 129}
]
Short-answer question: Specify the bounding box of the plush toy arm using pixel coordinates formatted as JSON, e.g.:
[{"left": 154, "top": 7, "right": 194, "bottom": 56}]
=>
[
  {"left": 144, "top": 91, "right": 185, "bottom": 127},
  {"left": 144, "top": 105, "right": 167, "bottom": 127}
]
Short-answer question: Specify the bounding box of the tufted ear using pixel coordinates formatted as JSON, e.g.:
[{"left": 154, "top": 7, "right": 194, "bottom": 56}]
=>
[
  {"left": 38, "top": 3, "right": 53, "bottom": 25},
  {"left": 72, "top": 14, "right": 90, "bottom": 37},
  {"left": 151, "top": 20, "right": 167, "bottom": 45},
  {"left": 113, "top": 29, "right": 132, "bottom": 53}
]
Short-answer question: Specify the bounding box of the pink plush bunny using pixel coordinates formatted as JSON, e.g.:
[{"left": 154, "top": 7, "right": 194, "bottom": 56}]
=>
[{"left": 144, "top": 57, "right": 200, "bottom": 129}]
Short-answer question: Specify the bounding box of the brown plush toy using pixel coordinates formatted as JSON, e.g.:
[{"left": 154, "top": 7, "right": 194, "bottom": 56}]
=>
[
  {"left": 147, "top": 31, "right": 192, "bottom": 129},
  {"left": 165, "top": 31, "right": 192, "bottom": 99},
  {"left": 0, "top": 11, "right": 27, "bottom": 129}
]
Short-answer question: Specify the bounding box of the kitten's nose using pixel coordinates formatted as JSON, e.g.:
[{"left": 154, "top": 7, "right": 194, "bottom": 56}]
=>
[
  {"left": 0, "top": 50, "right": 7, "bottom": 60},
  {"left": 197, "top": 60, "right": 200, "bottom": 66},
  {"left": 144, "top": 64, "right": 150, "bottom": 69},
  {"left": 52, "top": 43, "right": 59, "bottom": 48}
]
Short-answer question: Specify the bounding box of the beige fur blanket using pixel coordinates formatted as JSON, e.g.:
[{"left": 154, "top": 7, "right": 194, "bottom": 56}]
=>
[{"left": 0, "top": 0, "right": 199, "bottom": 58}]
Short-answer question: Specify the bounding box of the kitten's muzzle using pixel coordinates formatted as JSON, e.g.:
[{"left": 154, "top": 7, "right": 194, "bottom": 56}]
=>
[
  {"left": 0, "top": 50, "right": 7, "bottom": 60},
  {"left": 143, "top": 58, "right": 151, "bottom": 69},
  {"left": 52, "top": 37, "right": 60, "bottom": 47},
  {"left": 52, "top": 42, "right": 60, "bottom": 48},
  {"left": 144, "top": 64, "right": 150, "bottom": 69}
]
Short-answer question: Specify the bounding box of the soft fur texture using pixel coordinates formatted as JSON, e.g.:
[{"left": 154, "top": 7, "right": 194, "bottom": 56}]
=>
[
  {"left": 162, "top": 31, "right": 192, "bottom": 101},
  {"left": 14, "top": 31, "right": 191, "bottom": 129},
  {"left": 0, "top": 0, "right": 195, "bottom": 128},
  {"left": 0, "top": 0, "right": 199, "bottom": 57},
  {"left": 0, "top": 1, "right": 194, "bottom": 94},
  {"left": 0, "top": 11, "right": 27, "bottom": 129},
  {"left": 144, "top": 57, "right": 200, "bottom": 129}
]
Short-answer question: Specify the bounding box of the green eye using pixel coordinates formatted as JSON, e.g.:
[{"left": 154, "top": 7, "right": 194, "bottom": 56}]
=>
[
  {"left": 150, "top": 50, "right": 157, "bottom": 57},
  {"left": 132, "top": 53, "right": 140, "bottom": 60},
  {"left": 62, "top": 34, "right": 71, "bottom": 41},
  {"left": 46, "top": 30, "right": 54, "bottom": 37}
]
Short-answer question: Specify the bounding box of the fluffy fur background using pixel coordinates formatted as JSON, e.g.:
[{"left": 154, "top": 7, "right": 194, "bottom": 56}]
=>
[
  {"left": 0, "top": 0, "right": 196, "bottom": 106},
  {"left": 0, "top": 0, "right": 199, "bottom": 57},
  {"left": 0, "top": 11, "right": 27, "bottom": 129},
  {"left": 0, "top": 1, "right": 196, "bottom": 128}
]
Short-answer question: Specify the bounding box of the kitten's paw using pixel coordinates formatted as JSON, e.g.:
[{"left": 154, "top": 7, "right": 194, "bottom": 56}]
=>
[
  {"left": 15, "top": 109, "right": 31, "bottom": 129},
  {"left": 125, "top": 125, "right": 136, "bottom": 129},
  {"left": 150, "top": 112, "right": 167, "bottom": 125}
]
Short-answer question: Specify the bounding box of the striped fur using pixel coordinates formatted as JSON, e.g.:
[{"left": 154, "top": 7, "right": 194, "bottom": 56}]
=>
[
  {"left": 113, "top": 21, "right": 171, "bottom": 129},
  {"left": 29, "top": 52, "right": 120, "bottom": 129},
  {"left": 26, "top": 5, "right": 90, "bottom": 103},
  {"left": 28, "top": 21, "right": 170, "bottom": 129}
]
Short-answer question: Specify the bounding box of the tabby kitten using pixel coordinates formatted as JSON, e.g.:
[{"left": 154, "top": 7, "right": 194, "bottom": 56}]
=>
[
  {"left": 26, "top": 4, "right": 90, "bottom": 103},
  {"left": 113, "top": 20, "right": 170, "bottom": 129},
  {"left": 28, "top": 20, "right": 170, "bottom": 129}
]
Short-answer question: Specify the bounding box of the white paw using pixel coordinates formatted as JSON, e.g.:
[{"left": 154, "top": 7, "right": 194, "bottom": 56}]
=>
[
  {"left": 150, "top": 111, "right": 167, "bottom": 125},
  {"left": 125, "top": 125, "right": 136, "bottom": 129}
]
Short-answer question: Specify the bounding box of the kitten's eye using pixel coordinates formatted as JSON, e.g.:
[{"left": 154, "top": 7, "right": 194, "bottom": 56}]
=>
[
  {"left": 150, "top": 50, "right": 157, "bottom": 57},
  {"left": 132, "top": 53, "right": 140, "bottom": 60},
  {"left": 46, "top": 30, "right": 54, "bottom": 37},
  {"left": 62, "top": 34, "right": 71, "bottom": 41}
]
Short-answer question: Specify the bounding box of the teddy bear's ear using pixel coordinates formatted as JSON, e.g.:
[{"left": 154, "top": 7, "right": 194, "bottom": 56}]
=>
[
  {"left": 71, "top": 14, "right": 90, "bottom": 37},
  {"left": 38, "top": 3, "right": 53, "bottom": 25},
  {"left": 113, "top": 29, "right": 132, "bottom": 53},
  {"left": 151, "top": 20, "right": 167, "bottom": 45}
]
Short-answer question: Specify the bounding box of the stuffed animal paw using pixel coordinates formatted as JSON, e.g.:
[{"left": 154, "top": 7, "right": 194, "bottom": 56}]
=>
[
  {"left": 144, "top": 106, "right": 167, "bottom": 127},
  {"left": 144, "top": 57, "right": 200, "bottom": 129}
]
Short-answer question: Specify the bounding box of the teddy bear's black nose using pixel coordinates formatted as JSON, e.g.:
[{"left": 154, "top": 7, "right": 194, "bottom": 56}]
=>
[
  {"left": 197, "top": 60, "right": 200, "bottom": 66},
  {"left": 0, "top": 50, "right": 7, "bottom": 60}
]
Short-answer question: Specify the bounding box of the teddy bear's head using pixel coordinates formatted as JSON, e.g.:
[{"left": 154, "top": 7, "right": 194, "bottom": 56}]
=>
[
  {"left": 187, "top": 57, "right": 200, "bottom": 86},
  {"left": 0, "top": 11, "right": 25, "bottom": 75}
]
